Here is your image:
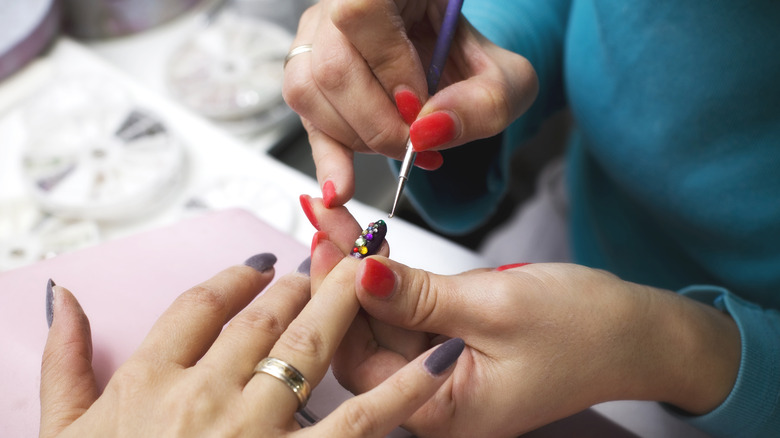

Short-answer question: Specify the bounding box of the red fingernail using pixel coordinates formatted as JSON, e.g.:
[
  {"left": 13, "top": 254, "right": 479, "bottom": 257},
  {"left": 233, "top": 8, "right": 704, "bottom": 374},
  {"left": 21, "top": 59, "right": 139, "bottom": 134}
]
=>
[
  {"left": 415, "top": 151, "right": 444, "bottom": 171},
  {"left": 322, "top": 180, "right": 336, "bottom": 208},
  {"left": 395, "top": 90, "right": 422, "bottom": 125},
  {"left": 410, "top": 112, "right": 456, "bottom": 151},
  {"left": 496, "top": 263, "right": 532, "bottom": 272},
  {"left": 311, "top": 231, "right": 328, "bottom": 256},
  {"left": 360, "top": 258, "right": 396, "bottom": 299},
  {"left": 299, "top": 194, "right": 320, "bottom": 230}
]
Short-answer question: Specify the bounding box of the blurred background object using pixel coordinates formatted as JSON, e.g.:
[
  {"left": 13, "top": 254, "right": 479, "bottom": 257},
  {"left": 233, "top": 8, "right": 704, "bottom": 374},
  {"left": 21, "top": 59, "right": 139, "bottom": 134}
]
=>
[
  {"left": 0, "top": 0, "right": 59, "bottom": 82},
  {"left": 60, "top": 0, "right": 204, "bottom": 40}
]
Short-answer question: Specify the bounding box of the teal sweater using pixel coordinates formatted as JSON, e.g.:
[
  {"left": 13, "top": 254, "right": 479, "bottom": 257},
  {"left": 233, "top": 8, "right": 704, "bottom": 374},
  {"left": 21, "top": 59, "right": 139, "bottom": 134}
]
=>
[{"left": 400, "top": 1, "right": 780, "bottom": 436}]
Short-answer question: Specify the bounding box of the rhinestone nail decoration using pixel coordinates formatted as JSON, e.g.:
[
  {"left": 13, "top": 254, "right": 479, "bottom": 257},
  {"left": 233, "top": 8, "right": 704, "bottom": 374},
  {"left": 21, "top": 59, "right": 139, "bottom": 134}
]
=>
[{"left": 351, "top": 219, "right": 387, "bottom": 258}]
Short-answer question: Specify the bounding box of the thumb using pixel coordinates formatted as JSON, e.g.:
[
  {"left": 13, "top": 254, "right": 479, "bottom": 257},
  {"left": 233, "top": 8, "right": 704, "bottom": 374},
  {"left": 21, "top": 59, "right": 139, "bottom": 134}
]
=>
[
  {"left": 40, "top": 280, "right": 99, "bottom": 437},
  {"left": 355, "top": 256, "right": 485, "bottom": 336}
]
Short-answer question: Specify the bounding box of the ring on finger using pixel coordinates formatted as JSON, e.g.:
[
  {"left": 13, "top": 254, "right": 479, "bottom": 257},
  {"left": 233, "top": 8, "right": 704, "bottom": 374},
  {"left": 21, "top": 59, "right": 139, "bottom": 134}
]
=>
[
  {"left": 254, "top": 357, "right": 312, "bottom": 410},
  {"left": 284, "top": 44, "right": 313, "bottom": 68}
]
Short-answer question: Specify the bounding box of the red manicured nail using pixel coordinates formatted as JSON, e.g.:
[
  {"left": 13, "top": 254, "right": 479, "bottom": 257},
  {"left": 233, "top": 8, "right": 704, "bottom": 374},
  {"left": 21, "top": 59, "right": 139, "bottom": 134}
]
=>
[
  {"left": 394, "top": 90, "right": 422, "bottom": 125},
  {"left": 311, "top": 231, "right": 328, "bottom": 256},
  {"left": 299, "top": 194, "right": 320, "bottom": 230},
  {"left": 410, "top": 112, "right": 456, "bottom": 151},
  {"left": 496, "top": 263, "right": 532, "bottom": 272},
  {"left": 322, "top": 180, "right": 336, "bottom": 208},
  {"left": 360, "top": 258, "right": 396, "bottom": 299},
  {"left": 415, "top": 151, "right": 444, "bottom": 171}
]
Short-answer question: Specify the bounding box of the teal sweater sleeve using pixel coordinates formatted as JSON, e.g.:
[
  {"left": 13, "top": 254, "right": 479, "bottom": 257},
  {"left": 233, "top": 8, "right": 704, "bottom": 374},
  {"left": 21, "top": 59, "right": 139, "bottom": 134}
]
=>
[
  {"left": 396, "top": 1, "right": 780, "bottom": 435},
  {"left": 672, "top": 286, "right": 780, "bottom": 437},
  {"left": 392, "top": 0, "right": 572, "bottom": 235}
]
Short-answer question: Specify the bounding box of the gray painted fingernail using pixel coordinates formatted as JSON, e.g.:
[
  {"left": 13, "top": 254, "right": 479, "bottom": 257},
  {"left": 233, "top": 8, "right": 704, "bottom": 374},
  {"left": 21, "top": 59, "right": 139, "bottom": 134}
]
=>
[
  {"left": 296, "top": 256, "right": 311, "bottom": 276},
  {"left": 244, "top": 253, "right": 277, "bottom": 273},
  {"left": 46, "top": 278, "right": 55, "bottom": 328},
  {"left": 424, "top": 338, "right": 465, "bottom": 376}
]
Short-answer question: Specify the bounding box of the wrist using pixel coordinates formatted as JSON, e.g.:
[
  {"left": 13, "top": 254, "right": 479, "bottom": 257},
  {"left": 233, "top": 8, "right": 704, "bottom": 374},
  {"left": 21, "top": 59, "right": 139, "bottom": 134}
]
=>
[{"left": 626, "top": 285, "right": 741, "bottom": 414}]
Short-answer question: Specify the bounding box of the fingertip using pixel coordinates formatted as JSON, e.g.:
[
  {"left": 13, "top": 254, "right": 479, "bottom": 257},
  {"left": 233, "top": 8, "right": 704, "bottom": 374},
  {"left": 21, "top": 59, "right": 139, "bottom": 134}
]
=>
[
  {"left": 414, "top": 151, "right": 444, "bottom": 171},
  {"left": 41, "top": 283, "right": 98, "bottom": 436}
]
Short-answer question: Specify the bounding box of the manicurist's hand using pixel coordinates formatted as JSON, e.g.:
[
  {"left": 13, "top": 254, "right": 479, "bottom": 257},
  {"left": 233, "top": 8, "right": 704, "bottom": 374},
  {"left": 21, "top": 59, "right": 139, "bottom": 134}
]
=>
[
  {"left": 40, "top": 252, "right": 464, "bottom": 437},
  {"left": 283, "top": 0, "right": 538, "bottom": 207},
  {"left": 334, "top": 259, "right": 742, "bottom": 437}
]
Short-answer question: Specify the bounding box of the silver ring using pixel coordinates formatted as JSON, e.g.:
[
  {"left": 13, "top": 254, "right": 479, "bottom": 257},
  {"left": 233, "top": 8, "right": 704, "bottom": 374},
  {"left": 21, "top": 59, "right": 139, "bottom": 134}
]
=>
[
  {"left": 284, "top": 44, "right": 313, "bottom": 68},
  {"left": 254, "top": 357, "right": 312, "bottom": 410}
]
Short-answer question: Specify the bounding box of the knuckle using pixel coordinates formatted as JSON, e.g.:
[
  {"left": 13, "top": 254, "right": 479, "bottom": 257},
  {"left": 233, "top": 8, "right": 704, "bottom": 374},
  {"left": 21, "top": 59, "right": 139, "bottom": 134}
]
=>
[
  {"left": 277, "top": 321, "right": 327, "bottom": 362},
  {"left": 282, "top": 72, "right": 318, "bottom": 115},
  {"left": 360, "top": 124, "right": 398, "bottom": 152},
  {"left": 230, "top": 306, "right": 288, "bottom": 340},
  {"left": 178, "top": 284, "right": 229, "bottom": 315},
  {"left": 339, "top": 398, "right": 380, "bottom": 436},
  {"left": 106, "top": 361, "right": 156, "bottom": 400},
  {"left": 474, "top": 79, "right": 514, "bottom": 134},
  {"left": 311, "top": 49, "right": 354, "bottom": 93},
  {"left": 331, "top": 0, "right": 372, "bottom": 29},
  {"left": 406, "top": 271, "right": 439, "bottom": 328},
  {"left": 389, "top": 371, "right": 420, "bottom": 403}
]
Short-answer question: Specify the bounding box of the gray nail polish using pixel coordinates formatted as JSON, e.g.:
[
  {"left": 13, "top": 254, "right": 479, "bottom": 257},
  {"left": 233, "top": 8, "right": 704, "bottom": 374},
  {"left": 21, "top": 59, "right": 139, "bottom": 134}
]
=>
[
  {"left": 350, "top": 219, "right": 387, "bottom": 259},
  {"left": 296, "top": 256, "right": 311, "bottom": 276},
  {"left": 424, "top": 338, "right": 465, "bottom": 376},
  {"left": 46, "top": 278, "right": 55, "bottom": 328},
  {"left": 244, "top": 253, "right": 277, "bottom": 273}
]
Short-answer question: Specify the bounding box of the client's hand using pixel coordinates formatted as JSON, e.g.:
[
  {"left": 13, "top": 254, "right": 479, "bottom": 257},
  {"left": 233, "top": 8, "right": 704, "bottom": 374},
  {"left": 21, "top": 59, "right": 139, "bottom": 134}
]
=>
[
  {"left": 40, "top": 251, "right": 464, "bottom": 437},
  {"left": 335, "top": 259, "right": 741, "bottom": 438}
]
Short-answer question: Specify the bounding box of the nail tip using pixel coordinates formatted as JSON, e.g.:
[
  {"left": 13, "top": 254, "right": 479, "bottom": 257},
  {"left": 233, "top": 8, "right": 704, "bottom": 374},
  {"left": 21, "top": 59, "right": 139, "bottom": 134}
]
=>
[
  {"left": 45, "top": 278, "right": 55, "bottom": 328},
  {"left": 244, "top": 253, "right": 278, "bottom": 273},
  {"left": 424, "top": 338, "right": 465, "bottom": 376},
  {"left": 322, "top": 181, "right": 336, "bottom": 208},
  {"left": 296, "top": 256, "right": 312, "bottom": 276}
]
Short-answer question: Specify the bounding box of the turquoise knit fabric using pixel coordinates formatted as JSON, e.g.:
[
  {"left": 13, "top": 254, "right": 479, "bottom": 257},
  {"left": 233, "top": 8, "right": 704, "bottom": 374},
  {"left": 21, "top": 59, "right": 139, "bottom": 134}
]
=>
[{"left": 397, "top": 1, "right": 780, "bottom": 436}]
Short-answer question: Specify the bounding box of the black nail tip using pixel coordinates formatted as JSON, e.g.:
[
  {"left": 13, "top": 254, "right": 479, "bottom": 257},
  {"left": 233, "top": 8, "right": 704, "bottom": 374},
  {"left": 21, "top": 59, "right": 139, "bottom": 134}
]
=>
[
  {"left": 244, "top": 253, "right": 278, "bottom": 273},
  {"left": 296, "top": 256, "right": 312, "bottom": 276},
  {"left": 350, "top": 219, "right": 387, "bottom": 259},
  {"left": 46, "top": 278, "right": 55, "bottom": 328},
  {"left": 424, "top": 338, "right": 465, "bottom": 376}
]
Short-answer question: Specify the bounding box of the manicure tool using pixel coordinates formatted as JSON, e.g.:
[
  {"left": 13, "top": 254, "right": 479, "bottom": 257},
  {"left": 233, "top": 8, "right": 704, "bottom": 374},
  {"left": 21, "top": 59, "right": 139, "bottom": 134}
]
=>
[{"left": 389, "top": 0, "right": 464, "bottom": 218}]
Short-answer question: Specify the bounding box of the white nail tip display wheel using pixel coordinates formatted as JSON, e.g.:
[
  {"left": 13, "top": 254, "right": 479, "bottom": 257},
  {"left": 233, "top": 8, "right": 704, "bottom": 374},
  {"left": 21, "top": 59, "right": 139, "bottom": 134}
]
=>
[{"left": 20, "top": 75, "right": 186, "bottom": 222}]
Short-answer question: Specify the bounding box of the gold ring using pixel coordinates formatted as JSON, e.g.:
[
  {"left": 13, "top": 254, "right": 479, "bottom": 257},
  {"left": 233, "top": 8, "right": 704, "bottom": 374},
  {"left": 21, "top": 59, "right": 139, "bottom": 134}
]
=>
[
  {"left": 284, "top": 44, "right": 313, "bottom": 68},
  {"left": 254, "top": 357, "right": 312, "bottom": 410}
]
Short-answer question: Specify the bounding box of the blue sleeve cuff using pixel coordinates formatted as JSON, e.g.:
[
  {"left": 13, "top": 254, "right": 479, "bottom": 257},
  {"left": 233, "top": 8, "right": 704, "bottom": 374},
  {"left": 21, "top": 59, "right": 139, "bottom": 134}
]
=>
[{"left": 668, "top": 285, "right": 780, "bottom": 437}]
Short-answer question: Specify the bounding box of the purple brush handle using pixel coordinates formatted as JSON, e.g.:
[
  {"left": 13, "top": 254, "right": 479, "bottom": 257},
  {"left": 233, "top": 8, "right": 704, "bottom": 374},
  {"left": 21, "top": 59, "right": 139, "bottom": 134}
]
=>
[{"left": 425, "top": 0, "right": 465, "bottom": 96}]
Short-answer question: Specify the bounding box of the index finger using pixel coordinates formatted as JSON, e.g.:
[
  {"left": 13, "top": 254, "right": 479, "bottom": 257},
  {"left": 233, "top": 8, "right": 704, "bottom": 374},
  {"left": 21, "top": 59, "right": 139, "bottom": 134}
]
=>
[
  {"left": 331, "top": 0, "right": 428, "bottom": 115},
  {"left": 243, "top": 256, "right": 362, "bottom": 416}
]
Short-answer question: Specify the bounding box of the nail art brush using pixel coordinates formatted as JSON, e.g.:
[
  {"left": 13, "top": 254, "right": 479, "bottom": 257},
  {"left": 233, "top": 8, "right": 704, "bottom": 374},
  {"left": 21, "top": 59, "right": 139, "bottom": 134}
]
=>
[{"left": 389, "top": 0, "right": 464, "bottom": 218}]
